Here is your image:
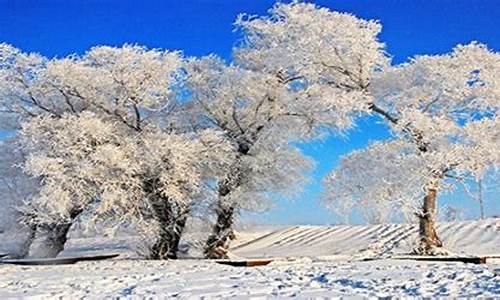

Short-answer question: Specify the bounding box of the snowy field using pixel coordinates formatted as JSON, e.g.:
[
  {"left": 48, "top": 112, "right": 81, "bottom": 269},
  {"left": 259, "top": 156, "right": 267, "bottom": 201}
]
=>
[{"left": 1, "top": 219, "right": 500, "bottom": 298}]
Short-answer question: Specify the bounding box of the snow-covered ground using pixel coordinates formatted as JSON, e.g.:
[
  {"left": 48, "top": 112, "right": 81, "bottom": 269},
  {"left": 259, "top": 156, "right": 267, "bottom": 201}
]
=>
[{"left": 1, "top": 219, "right": 500, "bottom": 298}]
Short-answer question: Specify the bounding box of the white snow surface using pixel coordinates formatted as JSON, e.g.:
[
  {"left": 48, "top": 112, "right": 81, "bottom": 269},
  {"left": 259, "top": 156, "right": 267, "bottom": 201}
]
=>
[{"left": 1, "top": 219, "right": 500, "bottom": 298}]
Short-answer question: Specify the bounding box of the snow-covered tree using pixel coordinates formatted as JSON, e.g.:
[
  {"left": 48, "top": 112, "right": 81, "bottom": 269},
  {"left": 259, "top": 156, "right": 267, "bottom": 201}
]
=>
[
  {"left": 20, "top": 112, "right": 232, "bottom": 258},
  {"left": 0, "top": 43, "right": 181, "bottom": 128},
  {"left": 185, "top": 56, "right": 313, "bottom": 258},
  {"left": 464, "top": 168, "right": 500, "bottom": 219},
  {"left": 233, "top": 1, "right": 388, "bottom": 124},
  {"left": 323, "top": 140, "right": 424, "bottom": 224},
  {"left": 325, "top": 43, "right": 500, "bottom": 254},
  {"left": 236, "top": 2, "right": 500, "bottom": 253},
  {"left": 370, "top": 43, "right": 500, "bottom": 253},
  {"left": 0, "top": 44, "right": 232, "bottom": 259},
  {"left": 183, "top": 1, "right": 389, "bottom": 259}
]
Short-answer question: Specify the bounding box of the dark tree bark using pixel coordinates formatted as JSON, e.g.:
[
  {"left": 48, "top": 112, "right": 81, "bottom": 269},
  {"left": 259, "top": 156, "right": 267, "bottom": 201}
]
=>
[
  {"left": 415, "top": 186, "right": 443, "bottom": 254},
  {"left": 149, "top": 199, "right": 190, "bottom": 260},
  {"left": 169, "top": 213, "right": 188, "bottom": 257},
  {"left": 204, "top": 204, "right": 236, "bottom": 259},
  {"left": 203, "top": 163, "right": 243, "bottom": 260},
  {"left": 204, "top": 148, "right": 248, "bottom": 259},
  {"left": 144, "top": 176, "right": 190, "bottom": 260}
]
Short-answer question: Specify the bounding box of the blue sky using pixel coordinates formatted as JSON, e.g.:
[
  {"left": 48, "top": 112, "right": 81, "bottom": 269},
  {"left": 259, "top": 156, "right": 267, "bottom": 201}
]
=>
[{"left": 1, "top": 0, "right": 499, "bottom": 224}]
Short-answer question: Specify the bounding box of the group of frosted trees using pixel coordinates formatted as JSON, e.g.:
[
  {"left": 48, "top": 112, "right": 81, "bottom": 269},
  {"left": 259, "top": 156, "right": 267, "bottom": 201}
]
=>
[{"left": 1, "top": 2, "right": 499, "bottom": 259}]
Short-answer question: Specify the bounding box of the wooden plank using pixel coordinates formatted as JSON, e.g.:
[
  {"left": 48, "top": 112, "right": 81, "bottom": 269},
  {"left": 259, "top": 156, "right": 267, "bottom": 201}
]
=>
[
  {"left": 215, "top": 259, "right": 273, "bottom": 267},
  {"left": 246, "top": 260, "right": 273, "bottom": 267},
  {"left": 0, "top": 253, "right": 120, "bottom": 266}
]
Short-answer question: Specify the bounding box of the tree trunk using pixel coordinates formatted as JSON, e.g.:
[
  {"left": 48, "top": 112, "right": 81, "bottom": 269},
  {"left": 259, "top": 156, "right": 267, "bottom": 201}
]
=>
[
  {"left": 203, "top": 170, "right": 244, "bottom": 259},
  {"left": 9, "top": 209, "right": 40, "bottom": 258},
  {"left": 150, "top": 213, "right": 188, "bottom": 260},
  {"left": 204, "top": 151, "right": 248, "bottom": 259},
  {"left": 478, "top": 179, "right": 485, "bottom": 219},
  {"left": 416, "top": 186, "right": 443, "bottom": 254},
  {"left": 204, "top": 204, "right": 236, "bottom": 259},
  {"left": 33, "top": 222, "right": 74, "bottom": 258},
  {"left": 10, "top": 223, "right": 37, "bottom": 258},
  {"left": 169, "top": 213, "right": 188, "bottom": 257},
  {"left": 149, "top": 197, "right": 189, "bottom": 260},
  {"left": 29, "top": 208, "right": 83, "bottom": 258}
]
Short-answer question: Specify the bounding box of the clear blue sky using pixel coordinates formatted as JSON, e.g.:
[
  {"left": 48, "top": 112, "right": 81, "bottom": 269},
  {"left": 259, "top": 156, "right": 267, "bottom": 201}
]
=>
[{"left": 1, "top": 0, "right": 499, "bottom": 224}]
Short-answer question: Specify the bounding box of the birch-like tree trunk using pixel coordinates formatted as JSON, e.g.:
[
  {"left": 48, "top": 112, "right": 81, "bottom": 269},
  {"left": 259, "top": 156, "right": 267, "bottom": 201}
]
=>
[{"left": 477, "top": 179, "right": 485, "bottom": 219}]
